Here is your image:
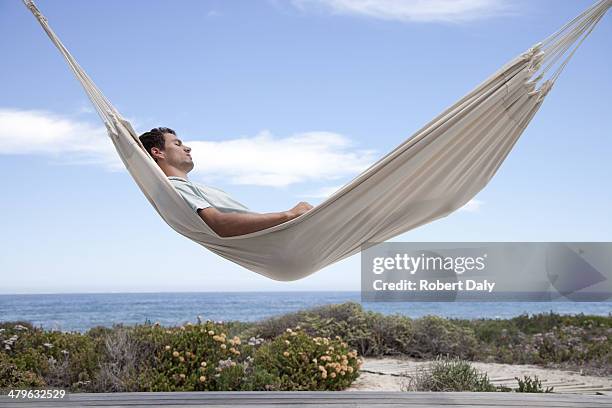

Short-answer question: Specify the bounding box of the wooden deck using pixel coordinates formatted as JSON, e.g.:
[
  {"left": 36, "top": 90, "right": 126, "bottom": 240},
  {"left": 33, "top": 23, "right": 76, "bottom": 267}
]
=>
[{"left": 1, "top": 391, "right": 611, "bottom": 407}]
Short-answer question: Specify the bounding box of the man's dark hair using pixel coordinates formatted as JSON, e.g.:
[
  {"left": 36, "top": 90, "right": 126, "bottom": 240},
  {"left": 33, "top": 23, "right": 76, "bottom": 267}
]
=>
[{"left": 139, "top": 127, "right": 176, "bottom": 161}]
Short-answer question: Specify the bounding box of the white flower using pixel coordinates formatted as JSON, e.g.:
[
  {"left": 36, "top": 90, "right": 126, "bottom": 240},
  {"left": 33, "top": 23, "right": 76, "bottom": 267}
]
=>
[
  {"left": 217, "top": 357, "right": 234, "bottom": 369},
  {"left": 248, "top": 336, "right": 264, "bottom": 346}
]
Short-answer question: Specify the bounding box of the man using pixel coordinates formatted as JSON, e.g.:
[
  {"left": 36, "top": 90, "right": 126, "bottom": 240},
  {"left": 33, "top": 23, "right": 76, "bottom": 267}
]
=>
[{"left": 139, "top": 127, "right": 313, "bottom": 237}]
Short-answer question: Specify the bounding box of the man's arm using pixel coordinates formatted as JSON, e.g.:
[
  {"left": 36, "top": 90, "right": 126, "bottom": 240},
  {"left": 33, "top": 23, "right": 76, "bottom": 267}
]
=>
[{"left": 198, "top": 202, "right": 313, "bottom": 237}]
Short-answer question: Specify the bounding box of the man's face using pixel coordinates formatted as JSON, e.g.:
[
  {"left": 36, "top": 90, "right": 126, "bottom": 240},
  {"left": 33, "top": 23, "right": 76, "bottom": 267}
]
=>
[{"left": 160, "top": 133, "right": 194, "bottom": 172}]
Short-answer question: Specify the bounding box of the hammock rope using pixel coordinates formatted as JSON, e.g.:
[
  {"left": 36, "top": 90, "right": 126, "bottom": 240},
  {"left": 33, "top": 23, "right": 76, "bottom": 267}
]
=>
[
  {"left": 22, "top": 0, "right": 611, "bottom": 281},
  {"left": 537, "top": 0, "right": 610, "bottom": 83}
]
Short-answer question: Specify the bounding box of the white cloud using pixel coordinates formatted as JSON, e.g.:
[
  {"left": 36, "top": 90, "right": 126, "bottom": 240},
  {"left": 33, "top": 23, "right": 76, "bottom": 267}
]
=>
[
  {"left": 189, "top": 130, "right": 376, "bottom": 187},
  {"left": 0, "top": 108, "right": 121, "bottom": 169},
  {"left": 291, "top": 0, "right": 513, "bottom": 23},
  {"left": 459, "top": 199, "right": 483, "bottom": 212},
  {"left": 0, "top": 109, "right": 377, "bottom": 187}
]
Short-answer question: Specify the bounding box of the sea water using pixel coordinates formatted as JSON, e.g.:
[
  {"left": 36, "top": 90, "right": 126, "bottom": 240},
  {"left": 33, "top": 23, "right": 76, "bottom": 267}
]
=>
[{"left": 0, "top": 291, "right": 610, "bottom": 333}]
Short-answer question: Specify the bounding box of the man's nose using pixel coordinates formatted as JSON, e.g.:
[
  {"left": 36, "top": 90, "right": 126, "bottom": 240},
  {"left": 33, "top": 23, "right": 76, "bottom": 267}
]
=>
[{"left": 184, "top": 146, "right": 191, "bottom": 153}]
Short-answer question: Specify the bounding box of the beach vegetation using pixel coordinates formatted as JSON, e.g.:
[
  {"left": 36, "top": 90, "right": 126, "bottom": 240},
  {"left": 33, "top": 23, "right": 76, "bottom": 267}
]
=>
[
  {"left": 1, "top": 304, "right": 610, "bottom": 392},
  {"left": 401, "top": 357, "right": 497, "bottom": 392},
  {"left": 246, "top": 303, "right": 611, "bottom": 375},
  {"left": 0, "top": 321, "right": 100, "bottom": 391},
  {"left": 0, "top": 320, "right": 360, "bottom": 392},
  {"left": 249, "top": 328, "right": 360, "bottom": 390},
  {"left": 514, "top": 375, "right": 554, "bottom": 393}
]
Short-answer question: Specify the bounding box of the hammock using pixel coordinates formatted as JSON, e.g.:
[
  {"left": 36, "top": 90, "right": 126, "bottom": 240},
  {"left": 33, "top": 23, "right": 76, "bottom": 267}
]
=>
[{"left": 23, "top": 0, "right": 611, "bottom": 281}]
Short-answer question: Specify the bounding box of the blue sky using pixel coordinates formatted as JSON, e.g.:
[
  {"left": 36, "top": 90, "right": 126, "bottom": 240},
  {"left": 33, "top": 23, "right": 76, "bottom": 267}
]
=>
[{"left": 1, "top": 0, "right": 610, "bottom": 294}]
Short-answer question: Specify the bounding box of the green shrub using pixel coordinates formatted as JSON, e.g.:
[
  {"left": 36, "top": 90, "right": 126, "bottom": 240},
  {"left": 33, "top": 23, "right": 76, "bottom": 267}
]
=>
[
  {"left": 133, "top": 322, "right": 361, "bottom": 391},
  {"left": 0, "top": 353, "right": 46, "bottom": 390},
  {"left": 455, "top": 313, "right": 612, "bottom": 374},
  {"left": 246, "top": 302, "right": 414, "bottom": 357},
  {"left": 359, "top": 312, "right": 414, "bottom": 356},
  {"left": 133, "top": 321, "right": 248, "bottom": 391},
  {"left": 247, "top": 302, "right": 364, "bottom": 340},
  {"left": 251, "top": 327, "right": 361, "bottom": 390},
  {"left": 411, "top": 316, "right": 478, "bottom": 359},
  {"left": 402, "top": 357, "right": 496, "bottom": 392},
  {"left": 0, "top": 322, "right": 100, "bottom": 391},
  {"left": 515, "top": 375, "right": 553, "bottom": 393}
]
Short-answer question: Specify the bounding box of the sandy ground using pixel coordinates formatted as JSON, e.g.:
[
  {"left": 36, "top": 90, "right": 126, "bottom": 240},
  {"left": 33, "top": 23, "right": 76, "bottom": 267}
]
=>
[{"left": 347, "top": 357, "right": 612, "bottom": 395}]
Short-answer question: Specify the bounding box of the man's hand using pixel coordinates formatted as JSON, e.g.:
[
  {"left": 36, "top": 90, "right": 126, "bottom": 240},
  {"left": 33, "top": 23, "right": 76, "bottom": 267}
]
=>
[{"left": 286, "top": 202, "right": 314, "bottom": 220}]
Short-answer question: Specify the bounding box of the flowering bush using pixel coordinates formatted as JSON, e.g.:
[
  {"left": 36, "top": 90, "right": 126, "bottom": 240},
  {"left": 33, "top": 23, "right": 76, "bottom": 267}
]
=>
[
  {"left": 465, "top": 314, "right": 611, "bottom": 374},
  {"left": 251, "top": 327, "right": 361, "bottom": 391},
  {"left": 0, "top": 321, "right": 100, "bottom": 391},
  {"left": 1, "top": 319, "right": 364, "bottom": 392},
  {"left": 135, "top": 321, "right": 249, "bottom": 391}
]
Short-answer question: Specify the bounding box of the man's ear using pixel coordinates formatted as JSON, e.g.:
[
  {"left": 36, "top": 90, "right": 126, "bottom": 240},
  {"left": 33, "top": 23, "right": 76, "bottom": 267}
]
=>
[{"left": 151, "top": 147, "right": 165, "bottom": 161}]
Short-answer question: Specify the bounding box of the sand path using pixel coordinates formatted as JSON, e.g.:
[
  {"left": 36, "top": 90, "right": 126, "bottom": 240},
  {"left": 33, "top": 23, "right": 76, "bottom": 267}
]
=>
[{"left": 348, "top": 357, "right": 612, "bottom": 395}]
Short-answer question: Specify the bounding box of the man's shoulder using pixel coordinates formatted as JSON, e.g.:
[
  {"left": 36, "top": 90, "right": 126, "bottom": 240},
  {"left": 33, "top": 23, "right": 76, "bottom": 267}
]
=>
[
  {"left": 168, "top": 176, "right": 197, "bottom": 187},
  {"left": 169, "top": 177, "right": 211, "bottom": 190},
  {"left": 168, "top": 177, "right": 220, "bottom": 197},
  {"left": 168, "top": 176, "right": 199, "bottom": 191}
]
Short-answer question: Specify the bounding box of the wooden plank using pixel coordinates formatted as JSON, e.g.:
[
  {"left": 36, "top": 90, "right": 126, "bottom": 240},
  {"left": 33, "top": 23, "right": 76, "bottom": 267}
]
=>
[
  {"left": 4, "top": 404, "right": 599, "bottom": 408},
  {"left": 1, "top": 391, "right": 611, "bottom": 408}
]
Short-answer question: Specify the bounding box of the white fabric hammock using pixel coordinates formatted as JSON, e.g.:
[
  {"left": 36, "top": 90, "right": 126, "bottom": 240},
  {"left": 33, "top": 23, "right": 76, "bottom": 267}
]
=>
[{"left": 23, "top": 0, "right": 611, "bottom": 281}]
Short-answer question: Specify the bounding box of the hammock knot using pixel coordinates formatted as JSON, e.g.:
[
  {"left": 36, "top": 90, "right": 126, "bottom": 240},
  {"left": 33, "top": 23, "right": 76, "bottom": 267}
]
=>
[
  {"left": 522, "top": 42, "right": 543, "bottom": 59},
  {"left": 104, "top": 122, "right": 118, "bottom": 138},
  {"left": 538, "top": 80, "right": 554, "bottom": 100},
  {"left": 528, "top": 80, "right": 553, "bottom": 102},
  {"left": 105, "top": 108, "right": 119, "bottom": 122}
]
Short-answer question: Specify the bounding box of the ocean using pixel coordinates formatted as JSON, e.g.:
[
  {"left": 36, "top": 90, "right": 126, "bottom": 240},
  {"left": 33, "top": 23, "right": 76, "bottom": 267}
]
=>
[{"left": 1, "top": 292, "right": 610, "bottom": 333}]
